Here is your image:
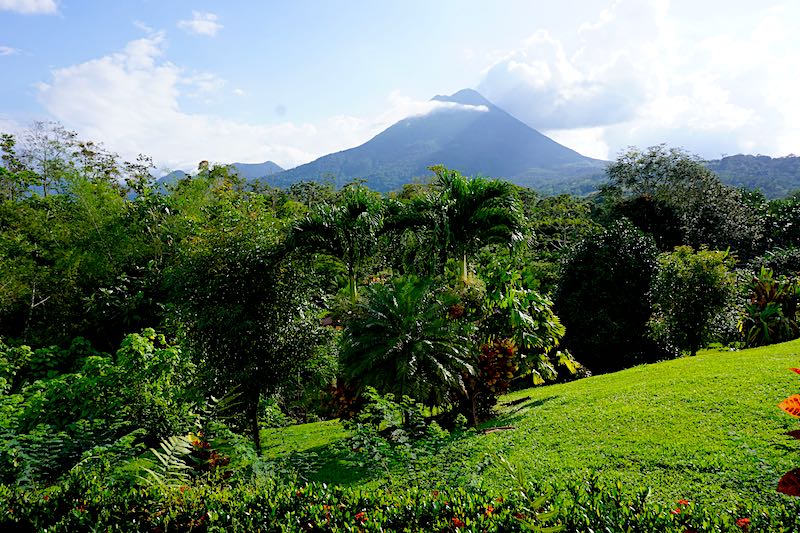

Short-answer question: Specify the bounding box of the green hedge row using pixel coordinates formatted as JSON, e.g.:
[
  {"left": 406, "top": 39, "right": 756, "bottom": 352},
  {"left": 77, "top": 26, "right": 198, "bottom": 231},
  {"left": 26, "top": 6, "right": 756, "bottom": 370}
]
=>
[{"left": 2, "top": 477, "right": 800, "bottom": 532}]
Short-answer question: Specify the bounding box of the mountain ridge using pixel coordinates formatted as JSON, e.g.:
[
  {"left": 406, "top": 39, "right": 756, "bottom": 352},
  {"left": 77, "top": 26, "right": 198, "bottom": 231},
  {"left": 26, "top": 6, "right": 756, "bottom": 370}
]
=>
[{"left": 157, "top": 160, "right": 284, "bottom": 187}]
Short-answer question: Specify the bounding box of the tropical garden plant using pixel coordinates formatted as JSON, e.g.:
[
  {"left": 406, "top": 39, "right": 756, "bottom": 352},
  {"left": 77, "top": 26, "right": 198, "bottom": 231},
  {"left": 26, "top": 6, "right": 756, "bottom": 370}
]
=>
[
  {"left": 339, "top": 275, "right": 474, "bottom": 407},
  {"left": 739, "top": 267, "right": 800, "bottom": 347}
]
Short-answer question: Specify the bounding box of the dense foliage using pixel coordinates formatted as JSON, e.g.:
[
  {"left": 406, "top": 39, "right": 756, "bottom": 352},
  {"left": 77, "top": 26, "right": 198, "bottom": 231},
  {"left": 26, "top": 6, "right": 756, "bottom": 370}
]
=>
[{"left": 555, "top": 221, "right": 661, "bottom": 372}]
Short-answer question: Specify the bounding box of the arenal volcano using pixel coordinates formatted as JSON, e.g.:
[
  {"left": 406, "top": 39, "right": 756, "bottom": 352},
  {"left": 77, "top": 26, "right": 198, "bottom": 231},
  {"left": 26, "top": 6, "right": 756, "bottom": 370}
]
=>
[{"left": 267, "top": 88, "right": 606, "bottom": 192}]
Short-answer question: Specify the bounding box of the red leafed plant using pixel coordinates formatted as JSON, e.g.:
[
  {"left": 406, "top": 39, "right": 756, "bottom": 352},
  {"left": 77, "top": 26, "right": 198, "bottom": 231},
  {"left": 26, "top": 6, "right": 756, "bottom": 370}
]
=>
[
  {"left": 780, "top": 395, "right": 800, "bottom": 418},
  {"left": 459, "top": 338, "right": 519, "bottom": 425},
  {"left": 778, "top": 369, "right": 800, "bottom": 496}
]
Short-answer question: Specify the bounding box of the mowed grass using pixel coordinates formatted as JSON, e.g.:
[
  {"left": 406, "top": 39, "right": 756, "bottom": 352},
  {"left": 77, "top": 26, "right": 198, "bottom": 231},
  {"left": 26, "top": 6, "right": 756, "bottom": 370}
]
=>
[{"left": 261, "top": 340, "right": 800, "bottom": 508}]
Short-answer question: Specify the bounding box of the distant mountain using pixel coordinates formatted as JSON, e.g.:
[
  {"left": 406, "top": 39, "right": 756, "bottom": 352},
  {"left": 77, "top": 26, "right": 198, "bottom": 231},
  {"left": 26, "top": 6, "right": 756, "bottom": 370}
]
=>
[
  {"left": 230, "top": 161, "right": 284, "bottom": 180},
  {"left": 156, "top": 169, "right": 188, "bottom": 188},
  {"left": 706, "top": 154, "right": 800, "bottom": 199},
  {"left": 268, "top": 89, "right": 607, "bottom": 193},
  {"left": 157, "top": 161, "right": 284, "bottom": 188}
]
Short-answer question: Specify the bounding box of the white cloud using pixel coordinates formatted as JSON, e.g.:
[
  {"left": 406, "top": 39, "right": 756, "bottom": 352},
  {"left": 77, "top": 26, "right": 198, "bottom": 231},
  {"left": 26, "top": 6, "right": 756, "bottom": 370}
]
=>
[
  {"left": 0, "top": 0, "right": 56, "bottom": 14},
  {"left": 479, "top": 0, "right": 800, "bottom": 160},
  {"left": 183, "top": 72, "right": 226, "bottom": 101},
  {"left": 35, "top": 34, "right": 461, "bottom": 172},
  {"left": 133, "top": 20, "right": 155, "bottom": 34},
  {"left": 481, "top": 39, "right": 638, "bottom": 130},
  {"left": 544, "top": 127, "right": 609, "bottom": 160},
  {"left": 382, "top": 90, "right": 488, "bottom": 120},
  {"left": 232, "top": 88, "right": 246, "bottom": 97},
  {"left": 0, "top": 46, "right": 20, "bottom": 56},
  {"left": 177, "top": 11, "right": 223, "bottom": 37}
]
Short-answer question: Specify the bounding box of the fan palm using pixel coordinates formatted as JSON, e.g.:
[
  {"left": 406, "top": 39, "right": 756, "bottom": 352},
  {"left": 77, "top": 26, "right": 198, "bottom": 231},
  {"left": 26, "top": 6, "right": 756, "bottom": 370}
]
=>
[{"left": 340, "top": 276, "right": 474, "bottom": 405}]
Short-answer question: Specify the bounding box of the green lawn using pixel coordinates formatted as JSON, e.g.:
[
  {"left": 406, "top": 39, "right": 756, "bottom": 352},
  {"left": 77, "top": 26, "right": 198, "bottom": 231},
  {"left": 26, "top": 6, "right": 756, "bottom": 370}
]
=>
[{"left": 261, "top": 340, "right": 800, "bottom": 509}]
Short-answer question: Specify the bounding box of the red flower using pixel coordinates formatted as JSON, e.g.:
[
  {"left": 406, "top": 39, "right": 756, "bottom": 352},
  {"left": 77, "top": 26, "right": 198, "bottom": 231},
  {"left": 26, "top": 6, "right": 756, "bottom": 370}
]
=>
[
  {"left": 43, "top": 495, "right": 49, "bottom": 502},
  {"left": 355, "top": 511, "right": 367, "bottom": 523},
  {"left": 485, "top": 505, "right": 494, "bottom": 515},
  {"left": 736, "top": 517, "right": 751, "bottom": 530},
  {"left": 670, "top": 508, "right": 681, "bottom": 515},
  {"left": 452, "top": 517, "right": 465, "bottom": 528},
  {"left": 677, "top": 499, "right": 689, "bottom": 506}
]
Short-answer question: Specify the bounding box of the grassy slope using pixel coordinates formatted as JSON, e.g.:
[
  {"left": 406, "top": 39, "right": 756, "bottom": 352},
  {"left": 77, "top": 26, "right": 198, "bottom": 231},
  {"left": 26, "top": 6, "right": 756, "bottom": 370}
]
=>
[{"left": 262, "top": 340, "right": 800, "bottom": 508}]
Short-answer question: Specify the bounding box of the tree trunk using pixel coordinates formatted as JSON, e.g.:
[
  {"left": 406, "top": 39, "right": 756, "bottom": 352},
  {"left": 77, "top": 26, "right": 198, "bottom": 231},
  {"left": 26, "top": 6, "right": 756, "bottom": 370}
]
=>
[
  {"left": 348, "top": 264, "right": 357, "bottom": 302},
  {"left": 249, "top": 389, "right": 261, "bottom": 451},
  {"left": 460, "top": 253, "right": 469, "bottom": 283}
]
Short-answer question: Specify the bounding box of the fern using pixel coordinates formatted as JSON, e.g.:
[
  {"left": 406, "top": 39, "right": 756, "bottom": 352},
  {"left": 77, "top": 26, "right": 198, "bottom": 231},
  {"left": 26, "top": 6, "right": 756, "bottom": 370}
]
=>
[
  {"left": 194, "top": 388, "right": 241, "bottom": 433},
  {"left": 141, "top": 435, "right": 194, "bottom": 488}
]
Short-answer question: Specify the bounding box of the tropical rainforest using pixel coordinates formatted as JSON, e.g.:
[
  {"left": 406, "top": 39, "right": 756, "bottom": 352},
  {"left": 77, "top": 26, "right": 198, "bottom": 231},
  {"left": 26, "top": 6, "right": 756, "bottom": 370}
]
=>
[{"left": 3, "top": 123, "right": 800, "bottom": 531}]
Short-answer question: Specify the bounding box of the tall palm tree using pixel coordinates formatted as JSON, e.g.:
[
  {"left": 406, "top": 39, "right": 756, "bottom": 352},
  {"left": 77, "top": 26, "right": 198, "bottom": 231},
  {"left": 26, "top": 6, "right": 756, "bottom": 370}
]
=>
[
  {"left": 389, "top": 166, "right": 524, "bottom": 283},
  {"left": 340, "top": 276, "right": 474, "bottom": 405},
  {"left": 289, "top": 185, "right": 384, "bottom": 301}
]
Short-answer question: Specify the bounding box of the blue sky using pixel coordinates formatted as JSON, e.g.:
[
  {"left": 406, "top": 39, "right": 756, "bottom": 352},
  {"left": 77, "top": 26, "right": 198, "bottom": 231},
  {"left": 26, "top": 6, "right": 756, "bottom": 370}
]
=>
[{"left": 1, "top": 0, "right": 798, "bottom": 172}]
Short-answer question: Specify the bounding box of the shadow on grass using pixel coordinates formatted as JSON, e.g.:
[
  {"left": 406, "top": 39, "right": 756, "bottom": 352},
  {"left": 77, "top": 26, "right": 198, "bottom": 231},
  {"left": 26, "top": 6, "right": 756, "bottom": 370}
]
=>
[
  {"left": 496, "top": 395, "right": 558, "bottom": 418},
  {"left": 278, "top": 441, "right": 383, "bottom": 487}
]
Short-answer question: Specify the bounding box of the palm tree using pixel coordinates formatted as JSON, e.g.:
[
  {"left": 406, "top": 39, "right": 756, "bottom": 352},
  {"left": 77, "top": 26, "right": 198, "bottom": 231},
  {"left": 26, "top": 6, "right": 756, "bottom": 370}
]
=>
[
  {"left": 389, "top": 166, "right": 524, "bottom": 283},
  {"left": 340, "top": 276, "right": 474, "bottom": 405},
  {"left": 289, "top": 185, "right": 384, "bottom": 301}
]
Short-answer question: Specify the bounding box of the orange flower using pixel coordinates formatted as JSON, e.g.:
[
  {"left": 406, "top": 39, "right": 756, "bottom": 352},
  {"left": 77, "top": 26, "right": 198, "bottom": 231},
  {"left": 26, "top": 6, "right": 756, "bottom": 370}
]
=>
[
  {"left": 677, "top": 499, "right": 689, "bottom": 506},
  {"left": 485, "top": 505, "right": 494, "bottom": 515},
  {"left": 670, "top": 508, "right": 681, "bottom": 515},
  {"left": 452, "top": 517, "right": 465, "bottom": 528},
  {"left": 355, "top": 511, "right": 367, "bottom": 523},
  {"left": 736, "top": 517, "right": 751, "bottom": 530}
]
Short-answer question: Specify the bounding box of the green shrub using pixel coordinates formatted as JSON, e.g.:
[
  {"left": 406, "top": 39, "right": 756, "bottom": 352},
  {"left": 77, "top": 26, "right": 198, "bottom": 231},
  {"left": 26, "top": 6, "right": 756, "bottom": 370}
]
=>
[{"left": 650, "top": 246, "right": 737, "bottom": 356}]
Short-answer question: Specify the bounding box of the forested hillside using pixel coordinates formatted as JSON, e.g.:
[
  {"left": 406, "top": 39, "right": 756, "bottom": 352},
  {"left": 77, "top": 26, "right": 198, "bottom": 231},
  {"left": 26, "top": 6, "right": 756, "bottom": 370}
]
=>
[{"left": 706, "top": 154, "right": 800, "bottom": 198}]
